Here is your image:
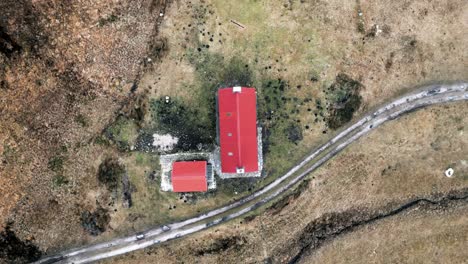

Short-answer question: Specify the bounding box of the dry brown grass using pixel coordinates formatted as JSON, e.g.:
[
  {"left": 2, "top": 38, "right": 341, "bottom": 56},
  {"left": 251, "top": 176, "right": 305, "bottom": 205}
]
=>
[
  {"left": 104, "top": 100, "right": 468, "bottom": 264},
  {"left": 1, "top": 0, "right": 467, "bottom": 259},
  {"left": 300, "top": 202, "right": 468, "bottom": 263},
  {"left": 0, "top": 0, "right": 169, "bottom": 254}
]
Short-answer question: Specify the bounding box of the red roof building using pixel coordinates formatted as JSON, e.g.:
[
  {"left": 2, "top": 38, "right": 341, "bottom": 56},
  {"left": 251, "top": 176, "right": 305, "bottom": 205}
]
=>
[
  {"left": 171, "top": 161, "right": 208, "bottom": 192},
  {"left": 218, "top": 86, "right": 259, "bottom": 174}
]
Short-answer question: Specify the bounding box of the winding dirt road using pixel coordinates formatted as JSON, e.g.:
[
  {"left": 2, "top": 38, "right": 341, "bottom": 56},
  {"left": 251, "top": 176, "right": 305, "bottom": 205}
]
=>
[{"left": 36, "top": 82, "right": 468, "bottom": 264}]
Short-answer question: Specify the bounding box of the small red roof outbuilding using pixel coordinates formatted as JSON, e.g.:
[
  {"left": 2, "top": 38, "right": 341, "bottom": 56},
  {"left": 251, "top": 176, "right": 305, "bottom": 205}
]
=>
[
  {"left": 218, "top": 86, "right": 259, "bottom": 174},
  {"left": 171, "top": 161, "right": 208, "bottom": 192}
]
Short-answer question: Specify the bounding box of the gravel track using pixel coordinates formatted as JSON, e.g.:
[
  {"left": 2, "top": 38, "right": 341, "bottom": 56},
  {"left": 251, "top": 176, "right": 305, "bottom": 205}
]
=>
[{"left": 36, "top": 82, "right": 468, "bottom": 264}]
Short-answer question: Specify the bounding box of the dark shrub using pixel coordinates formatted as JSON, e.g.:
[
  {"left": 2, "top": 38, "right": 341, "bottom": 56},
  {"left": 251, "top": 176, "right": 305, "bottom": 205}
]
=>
[
  {"left": 97, "top": 157, "right": 124, "bottom": 190},
  {"left": 285, "top": 123, "right": 303, "bottom": 144},
  {"left": 80, "top": 207, "right": 110, "bottom": 236},
  {"left": 0, "top": 223, "right": 42, "bottom": 263},
  {"left": 326, "top": 73, "right": 363, "bottom": 129}
]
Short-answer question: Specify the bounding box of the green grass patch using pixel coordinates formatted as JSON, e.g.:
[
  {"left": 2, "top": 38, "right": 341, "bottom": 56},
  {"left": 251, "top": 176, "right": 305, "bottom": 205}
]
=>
[
  {"left": 48, "top": 156, "right": 64, "bottom": 172},
  {"left": 134, "top": 152, "right": 146, "bottom": 166},
  {"left": 149, "top": 96, "right": 215, "bottom": 151},
  {"left": 147, "top": 50, "right": 254, "bottom": 152},
  {"left": 215, "top": 177, "right": 259, "bottom": 196},
  {"left": 105, "top": 116, "right": 139, "bottom": 150},
  {"left": 75, "top": 114, "right": 89, "bottom": 127},
  {"left": 122, "top": 152, "right": 176, "bottom": 226},
  {"left": 356, "top": 1, "right": 366, "bottom": 34},
  {"left": 94, "top": 135, "right": 111, "bottom": 146},
  {"left": 52, "top": 174, "right": 69, "bottom": 187},
  {"left": 187, "top": 48, "right": 254, "bottom": 101},
  {"left": 2, "top": 144, "right": 18, "bottom": 163},
  {"left": 98, "top": 14, "right": 119, "bottom": 27},
  {"left": 185, "top": 49, "right": 308, "bottom": 182},
  {"left": 209, "top": 0, "right": 329, "bottom": 76}
]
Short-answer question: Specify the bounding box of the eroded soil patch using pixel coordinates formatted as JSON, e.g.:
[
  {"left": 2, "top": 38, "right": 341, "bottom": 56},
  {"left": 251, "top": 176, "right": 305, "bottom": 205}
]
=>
[{"left": 196, "top": 236, "right": 247, "bottom": 256}]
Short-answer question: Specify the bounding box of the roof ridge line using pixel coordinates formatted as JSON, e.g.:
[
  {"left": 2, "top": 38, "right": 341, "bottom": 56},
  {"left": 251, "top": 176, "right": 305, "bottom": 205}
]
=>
[{"left": 235, "top": 91, "right": 242, "bottom": 169}]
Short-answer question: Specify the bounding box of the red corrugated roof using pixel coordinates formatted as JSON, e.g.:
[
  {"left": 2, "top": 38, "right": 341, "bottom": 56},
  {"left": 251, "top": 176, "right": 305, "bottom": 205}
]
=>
[
  {"left": 172, "top": 161, "right": 207, "bottom": 192},
  {"left": 218, "top": 87, "right": 259, "bottom": 173}
]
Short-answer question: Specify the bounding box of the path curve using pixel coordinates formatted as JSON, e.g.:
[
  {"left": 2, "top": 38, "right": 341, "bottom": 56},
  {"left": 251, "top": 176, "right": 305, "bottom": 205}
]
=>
[{"left": 36, "top": 82, "right": 468, "bottom": 264}]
